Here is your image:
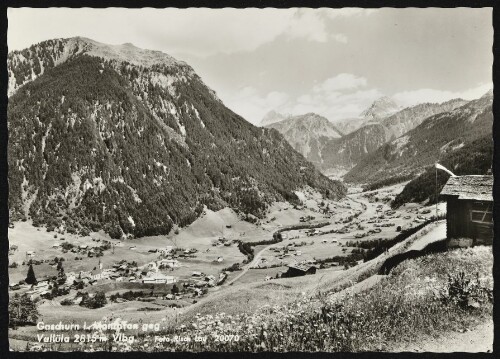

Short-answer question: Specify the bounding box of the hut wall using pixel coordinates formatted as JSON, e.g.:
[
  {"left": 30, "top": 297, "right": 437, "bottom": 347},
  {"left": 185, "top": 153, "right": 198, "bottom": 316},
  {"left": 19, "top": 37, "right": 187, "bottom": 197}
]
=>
[{"left": 446, "top": 198, "right": 493, "bottom": 245}]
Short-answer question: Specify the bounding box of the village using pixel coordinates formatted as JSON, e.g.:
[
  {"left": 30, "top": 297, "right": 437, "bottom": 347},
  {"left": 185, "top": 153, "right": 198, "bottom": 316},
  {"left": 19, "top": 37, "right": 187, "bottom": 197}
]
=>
[{"left": 7, "top": 175, "right": 493, "bottom": 334}]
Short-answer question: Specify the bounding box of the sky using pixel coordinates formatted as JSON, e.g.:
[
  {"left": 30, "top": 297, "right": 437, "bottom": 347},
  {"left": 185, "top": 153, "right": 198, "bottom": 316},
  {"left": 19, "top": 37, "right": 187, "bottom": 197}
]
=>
[{"left": 8, "top": 7, "right": 493, "bottom": 124}]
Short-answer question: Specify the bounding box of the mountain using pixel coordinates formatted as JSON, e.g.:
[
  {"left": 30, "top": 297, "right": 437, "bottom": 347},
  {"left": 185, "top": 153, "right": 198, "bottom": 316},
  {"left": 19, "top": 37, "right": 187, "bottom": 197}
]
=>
[
  {"left": 360, "top": 96, "right": 400, "bottom": 122},
  {"left": 332, "top": 117, "right": 366, "bottom": 135},
  {"left": 392, "top": 134, "right": 493, "bottom": 208},
  {"left": 317, "top": 123, "right": 390, "bottom": 173},
  {"left": 264, "top": 113, "right": 343, "bottom": 166},
  {"left": 7, "top": 37, "right": 346, "bottom": 238},
  {"left": 260, "top": 110, "right": 290, "bottom": 127},
  {"left": 264, "top": 112, "right": 390, "bottom": 175},
  {"left": 380, "top": 98, "right": 468, "bottom": 140},
  {"left": 344, "top": 91, "right": 493, "bottom": 186}
]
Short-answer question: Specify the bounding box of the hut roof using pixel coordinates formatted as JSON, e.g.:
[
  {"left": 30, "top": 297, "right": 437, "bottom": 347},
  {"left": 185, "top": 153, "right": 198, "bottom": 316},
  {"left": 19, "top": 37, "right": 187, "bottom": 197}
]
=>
[
  {"left": 440, "top": 175, "right": 493, "bottom": 201},
  {"left": 287, "top": 262, "right": 316, "bottom": 273}
]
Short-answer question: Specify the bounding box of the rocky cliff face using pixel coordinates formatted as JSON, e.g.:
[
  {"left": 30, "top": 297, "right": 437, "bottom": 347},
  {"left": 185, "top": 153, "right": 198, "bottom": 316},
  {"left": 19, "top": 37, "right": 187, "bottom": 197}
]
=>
[{"left": 265, "top": 113, "right": 342, "bottom": 165}]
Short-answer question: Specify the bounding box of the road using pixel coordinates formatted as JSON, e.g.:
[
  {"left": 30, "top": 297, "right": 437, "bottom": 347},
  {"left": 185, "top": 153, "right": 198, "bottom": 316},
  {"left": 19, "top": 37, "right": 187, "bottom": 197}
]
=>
[
  {"left": 224, "top": 194, "right": 371, "bottom": 287},
  {"left": 223, "top": 240, "right": 283, "bottom": 287}
]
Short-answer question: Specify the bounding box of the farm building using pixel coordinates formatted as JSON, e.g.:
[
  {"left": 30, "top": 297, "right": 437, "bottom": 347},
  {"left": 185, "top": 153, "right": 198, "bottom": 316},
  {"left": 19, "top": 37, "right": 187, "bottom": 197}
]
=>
[
  {"left": 142, "top": 271, "right": 178, "bottom": 284},
  {"left": 283, "top": 263, "right": 317, "bottom": 277},
  {"left": 440, "top": 175, "right": 493, "bottom": 247}
]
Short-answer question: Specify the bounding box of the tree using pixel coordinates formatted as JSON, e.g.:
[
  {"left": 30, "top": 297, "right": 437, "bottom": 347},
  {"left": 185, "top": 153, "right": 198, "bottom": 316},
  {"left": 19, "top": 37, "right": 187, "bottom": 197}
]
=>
[
  {"left": 51, "top": 282, "right": 59, "bottom": 298},
  {"left": 57, "top": 266, "right": 67, "bottom": 285},
  {"left": 81, "top": 291, "right": 107, "bottom": 309},
  {"left": 92, "top": 291, "right": 107, "bottom": 308},
  {"left": 9, "top": 294, "right": 39, "bottom": 328},
  {"left": 171, "top": 284, "right": 179, "bottom": 295},
  {"left": 25, "top": 264, "right": 37, "bottom": 285}
]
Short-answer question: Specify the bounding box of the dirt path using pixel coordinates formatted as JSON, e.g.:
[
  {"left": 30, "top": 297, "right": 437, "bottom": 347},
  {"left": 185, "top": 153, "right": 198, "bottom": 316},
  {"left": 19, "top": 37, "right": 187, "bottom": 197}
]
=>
[
  {"left": 224, "top": 242, "right": 277, "bottom": 286},
  {"left": 390, "top": 320, "right": 493, "bottom": 353},
  {"left": 406, "top": 221, "right": 446, "bottom": 251}
]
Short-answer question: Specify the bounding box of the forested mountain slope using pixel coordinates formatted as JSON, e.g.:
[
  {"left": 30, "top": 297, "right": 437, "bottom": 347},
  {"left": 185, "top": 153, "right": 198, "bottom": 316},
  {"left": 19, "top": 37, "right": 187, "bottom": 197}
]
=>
[
  {"left": 392, "top": 135, "right": 493, "bottom": 207},
  {"left": 8, "top": 37, "right": 346, "bottom": 238}
]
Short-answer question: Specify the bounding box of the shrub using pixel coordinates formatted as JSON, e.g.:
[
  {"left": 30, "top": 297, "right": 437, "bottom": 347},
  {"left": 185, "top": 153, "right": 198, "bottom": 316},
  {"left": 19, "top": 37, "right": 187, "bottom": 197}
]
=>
[
  {"left": 60, "top": 298, "right": 74, "bottom": 306},
  {"left": 9, "top": 294, "right": 39, "bottom": 328},
  {"left": 444, "top": 271, "right": 492, "bottom": 309},
  {"left": 80, "top": 291, "right": 107, "bottom": 309}
]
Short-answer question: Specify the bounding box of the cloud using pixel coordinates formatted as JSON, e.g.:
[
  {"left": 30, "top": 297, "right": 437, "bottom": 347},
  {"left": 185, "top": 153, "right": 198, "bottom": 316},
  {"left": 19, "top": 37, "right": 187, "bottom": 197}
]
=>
[
  {"left": 324, "top": 8, "right": 378, "bottom": 18},
  {"left": 332, "top": 34, "right": 348, "bottom": 43},
  {"left": 284, "top": 73, "right": 380, "bottom": 121},
  {"left": 223, "top": 73, "right": 382, "bottom": 124},
  {"left": 221, "top": 86, "right": 291, "bottom": 125},
  {"left": 8, "top": 8, "right": 357, "bottom": 57},
  {"left": 286, "top": 10, "right": 328, "bottom": 42},
  {"left": 313, "top": 73, "right": 367, "bottom": 93},
  {"left": 291, "top": 88, "right": 383, "bottom": 121},
  {"left": 393, "top": 82, "right": 493, "bottom": 107}
]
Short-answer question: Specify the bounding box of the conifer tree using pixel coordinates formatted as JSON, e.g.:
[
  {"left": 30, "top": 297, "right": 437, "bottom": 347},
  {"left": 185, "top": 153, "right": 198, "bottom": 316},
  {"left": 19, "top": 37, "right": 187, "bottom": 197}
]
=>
[{"left": 25, "top": 264, "right": 37, "bottom": 285}]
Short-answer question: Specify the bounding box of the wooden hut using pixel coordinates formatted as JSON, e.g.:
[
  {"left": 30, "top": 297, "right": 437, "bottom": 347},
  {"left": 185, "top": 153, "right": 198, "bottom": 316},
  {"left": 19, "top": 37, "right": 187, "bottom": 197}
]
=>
[
  {"left": 283, "top": 263, "right": 317, "bottom": 277},
  {"left": 440, "top": 175, "right": 493, "bottom": 247}
]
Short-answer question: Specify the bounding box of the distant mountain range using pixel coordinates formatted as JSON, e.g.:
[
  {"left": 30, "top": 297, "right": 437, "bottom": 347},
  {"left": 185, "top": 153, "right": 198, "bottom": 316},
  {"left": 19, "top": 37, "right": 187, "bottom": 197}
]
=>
[
  {"left": 7, "top": 37, "right": 346, "bottom": 238},
  {"left": 380, "top": 98, "right": 468, "bottom": 140},
  {"left": 344, "top": 90, "right": 493, "bottom": 186},
  {"left": 261, "top": 95, "right": 472, "bottom": 175}
]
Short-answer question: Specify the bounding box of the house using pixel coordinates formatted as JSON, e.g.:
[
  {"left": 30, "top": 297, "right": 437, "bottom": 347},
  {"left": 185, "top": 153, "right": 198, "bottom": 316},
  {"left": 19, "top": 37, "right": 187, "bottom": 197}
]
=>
[
  {"left": 283, "top": 263, "right": 317, "bottom": 277},
  {"left": 91, "top": 269, "right": 104, "bottom": 280},
  {"left": 440, "top": 175, "right": 493, "bottom": 247},
  {"left": 142, "top": 271, "right": 178, "bottom": 284},
  {"left": 159, "top": 259, "right": 180, "bottom": 268},
  {"left": 164, "top": 246, "right": 174, "bottom": 253},
  {"left": 66, "top": 272, "right": 77, "bottom": 285},
  {"left": 77, "top": 270, "right": 89, "bottom": 279},
  {"left": 34, "top": 281, "right": 49, "bottom": 290},
  {"left": 79, "top": 244, "right": 88, "bottom": 250},
  {"left": 145, "top": 262, "right": 158, "bottom": 271}
]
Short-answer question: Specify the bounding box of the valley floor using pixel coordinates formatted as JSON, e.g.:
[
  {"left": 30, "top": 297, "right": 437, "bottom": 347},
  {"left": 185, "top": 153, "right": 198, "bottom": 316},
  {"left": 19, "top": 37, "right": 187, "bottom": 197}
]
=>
[{"left": 9, "top": 182, "right": 490, "bottom": 353}]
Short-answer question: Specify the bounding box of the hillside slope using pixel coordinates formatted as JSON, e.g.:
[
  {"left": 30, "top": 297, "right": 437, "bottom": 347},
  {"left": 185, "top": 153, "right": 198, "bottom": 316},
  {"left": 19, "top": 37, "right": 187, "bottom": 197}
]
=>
[
  {"left": 392, "top": 135, "right": 493, "bottom": 207},
  {"left": 8, "top": 37, "right": 346, "bottom": 238},
  {"left": 381, "top": 98, "right": 468, "bottom": 140},
  {"left": 318, "top": 123, "right": 390, "bottom": 173}
]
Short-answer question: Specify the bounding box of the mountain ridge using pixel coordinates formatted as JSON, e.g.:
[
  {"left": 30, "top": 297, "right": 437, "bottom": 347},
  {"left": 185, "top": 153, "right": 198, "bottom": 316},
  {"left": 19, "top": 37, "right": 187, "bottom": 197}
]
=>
[{"left": 344, "top": 91, "right": 493, "bottom": 186}]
